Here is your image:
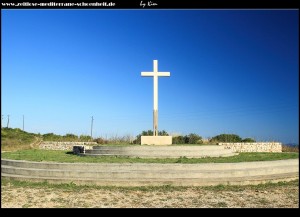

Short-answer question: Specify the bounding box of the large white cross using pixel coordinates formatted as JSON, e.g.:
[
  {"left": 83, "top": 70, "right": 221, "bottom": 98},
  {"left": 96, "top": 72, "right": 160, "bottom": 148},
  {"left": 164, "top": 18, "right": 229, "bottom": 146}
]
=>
[{"left": 141, "top": 60, "right": 170, "bottom": 136}]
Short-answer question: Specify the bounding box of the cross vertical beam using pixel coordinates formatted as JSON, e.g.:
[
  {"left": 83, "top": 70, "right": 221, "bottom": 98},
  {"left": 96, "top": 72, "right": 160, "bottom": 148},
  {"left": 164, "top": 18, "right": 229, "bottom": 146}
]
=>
[
  {"left": 91, "top": 116, "right": 94, "bottom": 140},
  {"left": 153, "top": 60, "right": 158, "bottom": 136}
]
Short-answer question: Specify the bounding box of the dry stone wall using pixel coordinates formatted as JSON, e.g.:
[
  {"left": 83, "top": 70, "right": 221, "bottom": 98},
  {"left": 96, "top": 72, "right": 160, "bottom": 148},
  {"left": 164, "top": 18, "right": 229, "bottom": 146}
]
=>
[
  {"left": 39, "top": 141, "right": 96, "bottom": 151},
  {"left": 218, "top": 142, "right": 282, "bottom": 153}
]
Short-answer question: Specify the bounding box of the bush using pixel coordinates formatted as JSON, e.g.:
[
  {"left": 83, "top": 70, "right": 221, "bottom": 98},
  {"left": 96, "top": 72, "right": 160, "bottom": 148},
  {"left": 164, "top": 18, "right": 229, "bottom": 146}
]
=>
[
  {"left": 94, "top": 137, "right": 108, "bottom": 144},
  {"left": 158, "top": 130, "right": 169, "bottom": 136},
  {"left": 172, "top": 133, "right": 202, "bottom": 144},
  {"left": 282, "top": 145, "right": 299, "bottom": 153},
  {"left": 43, "top": 133, "right": 61, "bottom": 141},
  {"left": 63, "top": 134, "right": 78, "bottom": 141},
  {"left": 172, "top": 136, "right": 185, "bottom": 144},
  {"left": 79, "top": 135, "right": 92, "bottom": 141},
  {"left": 210, "top": 134, "right": 242, "bottom": 143},
  {"left": 188, "top": 133, "right": 202, "bottom": 144},
  {"left": 242, "top": 138, "right": 256, "bottom": 142}
]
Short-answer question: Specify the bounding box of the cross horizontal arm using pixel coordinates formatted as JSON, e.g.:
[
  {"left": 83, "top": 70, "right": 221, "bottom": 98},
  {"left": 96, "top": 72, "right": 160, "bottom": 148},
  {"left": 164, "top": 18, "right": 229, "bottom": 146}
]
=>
[
  {"left": 141, "top": 72, "right": 170, "bottom": 77},
  {"left": 157, "top": 72, "right": 170, "bottom": 77},
  {"left": 141, "top": 72, "right": 154, "bottom": 76}
]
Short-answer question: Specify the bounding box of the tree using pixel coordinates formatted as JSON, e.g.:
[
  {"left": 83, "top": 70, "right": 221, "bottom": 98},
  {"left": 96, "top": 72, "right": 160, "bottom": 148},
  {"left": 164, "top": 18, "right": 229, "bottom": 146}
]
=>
[{"left": 188, "top": 133, "right": 202, "bottom": 144}]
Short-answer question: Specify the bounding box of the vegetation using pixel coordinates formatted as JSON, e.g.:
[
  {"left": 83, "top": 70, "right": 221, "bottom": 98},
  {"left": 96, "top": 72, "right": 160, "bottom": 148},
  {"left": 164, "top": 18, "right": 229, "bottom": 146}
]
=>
[
  {"left": 43, "top": 133, "right": 92, "bottom": 142},
  {"left": 172, "top": 134, "right": 203, "bottom": 144},
  {"left": 3, "top": 127, "right": 297, "bottom": 153},
  {"left": 1, "top": 177, "right": 298, "bottom": 192},
  {"left": 1, "top": 128, "right": 96, "bottom": 151},
  {"left": 1, "top": 128, "right": 39, "bottom": 151},
  {"left": 1, "top": 149, "right": 298, "bottom": 163},
  {"left": 210, "top": 134, "right": 242, "bottom": 143},
  {"left": 93, "top": 134, "right": 134, "bottom": 145},
  {"left": 210, "top": 134, "right": 256, "bottom": 143},
  {"left": 282, "top": 144, "right": 299, "bottom": 153},
  {"left": 187, "top": 133, "right": 202, "bottom": 144},
  {"left": 242, "top": 138, "right": 256, "bottom": 142}
]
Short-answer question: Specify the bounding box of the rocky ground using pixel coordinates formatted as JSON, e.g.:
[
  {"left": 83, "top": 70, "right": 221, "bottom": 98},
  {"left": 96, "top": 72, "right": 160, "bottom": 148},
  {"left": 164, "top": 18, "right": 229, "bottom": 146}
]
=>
[{"left": 1, "top": 182, "right": 298, "bottom": 208}]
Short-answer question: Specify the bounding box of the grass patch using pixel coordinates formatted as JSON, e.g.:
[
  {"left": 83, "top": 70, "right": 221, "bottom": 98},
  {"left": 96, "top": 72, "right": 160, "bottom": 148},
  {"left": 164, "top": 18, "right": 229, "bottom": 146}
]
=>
[
  {"left": 203, "top": 180, "right": 299, "bottom": 192},
  {"left": 1, "top": 177, "right": 298, "bottom": 192},
  {"left": 1, "top": 149, "right": 298, "bottom": 163}
]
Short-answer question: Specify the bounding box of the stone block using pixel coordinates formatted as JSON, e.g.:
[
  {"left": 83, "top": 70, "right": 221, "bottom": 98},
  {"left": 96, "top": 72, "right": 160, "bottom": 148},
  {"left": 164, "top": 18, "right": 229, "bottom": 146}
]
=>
[{"left": 141, "top": 136, "right": 172, "bottom": 145}]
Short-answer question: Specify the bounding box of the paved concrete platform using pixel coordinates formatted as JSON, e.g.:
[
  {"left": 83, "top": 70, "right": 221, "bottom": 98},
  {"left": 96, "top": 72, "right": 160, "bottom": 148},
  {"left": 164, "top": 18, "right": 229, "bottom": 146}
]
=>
[
  {"left": 1, "top": 159, "right": 298, "bottom": 186},
  {"left": 82, "top": 145, "right": 237, "bottom": 158}
]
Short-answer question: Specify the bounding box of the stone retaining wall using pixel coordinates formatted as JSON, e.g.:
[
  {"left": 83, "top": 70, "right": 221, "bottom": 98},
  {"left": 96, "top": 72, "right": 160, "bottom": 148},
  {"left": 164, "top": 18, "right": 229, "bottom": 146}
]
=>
[
  {"left": 39, "top": 141, "right": 96, "bottom": 151},
  {"left": 218, "top": 142, "right": 282, "bottom": 153},
  {"left": 2, "top": 159, "right": 298, "bottom": 186}
]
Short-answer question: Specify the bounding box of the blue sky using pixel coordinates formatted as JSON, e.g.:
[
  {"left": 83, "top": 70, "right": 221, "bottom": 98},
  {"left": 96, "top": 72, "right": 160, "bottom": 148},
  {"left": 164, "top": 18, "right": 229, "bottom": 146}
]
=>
[{"left": 2, "top": 10, "right": 299, "bottom": 143}]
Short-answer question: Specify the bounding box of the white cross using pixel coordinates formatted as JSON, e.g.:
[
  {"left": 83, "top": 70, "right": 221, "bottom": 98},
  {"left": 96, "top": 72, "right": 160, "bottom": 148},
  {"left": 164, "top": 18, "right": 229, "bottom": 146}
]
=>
[{"left": 141, "top": 60, "right": 170, "bottom": 136}]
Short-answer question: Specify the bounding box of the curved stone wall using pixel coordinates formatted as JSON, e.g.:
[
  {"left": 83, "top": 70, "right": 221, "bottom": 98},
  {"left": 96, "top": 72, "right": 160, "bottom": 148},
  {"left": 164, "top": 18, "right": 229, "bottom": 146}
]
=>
[
  {"left": 1, "top": 159, "right": 298, "bottom": 186},
  {"left": 82, "top": 145, "right": 237, "bottom": 158}
]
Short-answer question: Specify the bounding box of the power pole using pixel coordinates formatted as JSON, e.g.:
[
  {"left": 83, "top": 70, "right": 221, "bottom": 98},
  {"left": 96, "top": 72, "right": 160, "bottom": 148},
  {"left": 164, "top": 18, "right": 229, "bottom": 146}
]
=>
[
  {"left": 23, "top": 115, "right": 24, "bottom": 131},
  {"left": 7, "top": 115, "right": 10, "bottom": 128},
  {"left": 91, "top": 116, "right": 94, "bottom": 140},
  {"left": 1, "top": 115, "right": 3, "bottom": 128}
]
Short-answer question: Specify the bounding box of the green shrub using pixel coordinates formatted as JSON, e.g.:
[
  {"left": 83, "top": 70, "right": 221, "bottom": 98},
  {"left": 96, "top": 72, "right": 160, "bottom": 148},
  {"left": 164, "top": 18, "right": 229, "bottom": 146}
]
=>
[
  {"left": 172, "top": 134, "right": 202, "bottom": 144},
  {"left": 63, "top": 134, "right": 78, "bottom": 141},
  {"left": 242, "top": 138, "right": 256, "bottom": 142},
  {"left": 172, "top": 136, "right": 185, "bottom": 144},
  {"left": 188, "top": 133, "right": 202, "bottom": 144},
  {"left": 94, "top": 137, "right": 108, "bottom": 144},
  {"left": 42, "top": 133, "right": 61, "bottom": 141},
  {"left": 79, "top": 135, "right": 92, "bottom": 141},
  {"left": 210, "top": 134, "right": 242, "bottom": 143}
]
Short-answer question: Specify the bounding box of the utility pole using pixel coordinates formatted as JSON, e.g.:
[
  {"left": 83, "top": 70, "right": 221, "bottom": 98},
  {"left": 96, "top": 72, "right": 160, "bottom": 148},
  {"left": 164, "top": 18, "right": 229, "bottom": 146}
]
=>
[
  {"left": 6, "top": 115, "right": 9, "bottom": 128},
  {"left": 23, "top": 115, "right": 24, "bottom": 131},
  {"left": 1, "top": 115, "right": 3, "bottom": 128},
  {"left": 91, "top": 116, "right": 94, "bottom": 140}
]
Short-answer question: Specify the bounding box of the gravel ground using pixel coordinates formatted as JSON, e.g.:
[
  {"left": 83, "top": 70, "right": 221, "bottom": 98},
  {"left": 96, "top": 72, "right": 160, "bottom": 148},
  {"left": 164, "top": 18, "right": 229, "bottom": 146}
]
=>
[{"left": 1, "top": 182, "right": 298, "bottom": 208}]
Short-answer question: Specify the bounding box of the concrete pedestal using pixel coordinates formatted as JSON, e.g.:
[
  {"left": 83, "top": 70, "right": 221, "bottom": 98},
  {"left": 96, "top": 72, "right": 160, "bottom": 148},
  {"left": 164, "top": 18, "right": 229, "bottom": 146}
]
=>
[{"left": 141, "top": 136, "right": 172, "bottom": 145}]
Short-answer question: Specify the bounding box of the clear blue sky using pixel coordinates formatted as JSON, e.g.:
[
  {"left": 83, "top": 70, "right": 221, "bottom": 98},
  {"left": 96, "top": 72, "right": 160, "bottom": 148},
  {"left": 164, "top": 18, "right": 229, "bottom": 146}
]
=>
[{"left": 2, "top": 10, "right": 299, "bottom": 143}]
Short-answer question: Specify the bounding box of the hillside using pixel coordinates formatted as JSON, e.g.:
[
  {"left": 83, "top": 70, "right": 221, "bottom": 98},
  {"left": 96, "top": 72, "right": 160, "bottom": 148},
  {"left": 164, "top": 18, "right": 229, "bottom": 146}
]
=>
[
  {"left": 1, "top": 128, "right": 92, "bottom": 151},
  {"left": 1, "top": 128, "right": 40, "bottom": 151}
]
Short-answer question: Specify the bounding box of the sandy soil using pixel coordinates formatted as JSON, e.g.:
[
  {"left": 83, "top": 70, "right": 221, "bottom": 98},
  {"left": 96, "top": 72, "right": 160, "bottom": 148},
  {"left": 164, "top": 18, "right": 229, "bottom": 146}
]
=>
[{"left": 1, "top": 183, "right": 298, "bottom": 208}]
